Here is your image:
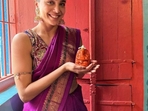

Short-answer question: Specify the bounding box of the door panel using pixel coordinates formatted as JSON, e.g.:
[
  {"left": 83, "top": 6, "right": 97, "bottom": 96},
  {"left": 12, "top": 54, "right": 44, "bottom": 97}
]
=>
[
  {"left": 96, "top": 85, "right": 132, "bottom": 111},
  {"left": 98, "top": 62, "right": 133, "bottom": 80},
  {"left": 96, "top": 0, "right": 132, "bottom": 60},
  {"left": 95, "top": 0, "right": 133, "bottom": 80}
]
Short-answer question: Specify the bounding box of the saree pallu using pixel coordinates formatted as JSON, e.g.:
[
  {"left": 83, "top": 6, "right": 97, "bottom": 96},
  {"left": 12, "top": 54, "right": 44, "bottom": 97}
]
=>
[{"left": 23, "top": 25, "right": 87, "bottom": 111}]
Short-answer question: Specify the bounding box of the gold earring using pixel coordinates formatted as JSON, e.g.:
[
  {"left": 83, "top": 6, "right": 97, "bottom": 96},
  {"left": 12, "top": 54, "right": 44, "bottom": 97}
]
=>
[{"left": 34, "top": 8, "right": 42, "bottom": 23}]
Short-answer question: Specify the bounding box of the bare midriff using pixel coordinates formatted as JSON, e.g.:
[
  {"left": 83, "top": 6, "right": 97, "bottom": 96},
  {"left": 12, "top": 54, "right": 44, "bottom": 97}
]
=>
[{"left": 69, "top": 77, "right": 78, "bottom": 94}]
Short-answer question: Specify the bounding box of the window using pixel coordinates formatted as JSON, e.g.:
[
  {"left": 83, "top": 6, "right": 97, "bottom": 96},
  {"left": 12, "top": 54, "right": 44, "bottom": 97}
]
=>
[{"left": 0, "top": 0, "right": 16, "bottom": 78}]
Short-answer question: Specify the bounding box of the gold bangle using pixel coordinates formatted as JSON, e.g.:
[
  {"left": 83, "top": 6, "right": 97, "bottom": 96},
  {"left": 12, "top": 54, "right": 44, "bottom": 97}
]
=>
[{"left": 13, "top": 72, "right": 32, "bottom": 79}]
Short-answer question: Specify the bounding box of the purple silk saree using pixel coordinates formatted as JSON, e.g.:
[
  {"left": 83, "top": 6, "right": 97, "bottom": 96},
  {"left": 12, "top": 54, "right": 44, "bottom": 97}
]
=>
[{"left": 23, "top": 25, "right": 87, "bottom": 111}]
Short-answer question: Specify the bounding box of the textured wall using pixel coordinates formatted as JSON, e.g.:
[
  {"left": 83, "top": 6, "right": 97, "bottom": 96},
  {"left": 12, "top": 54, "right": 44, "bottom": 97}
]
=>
[{"left": 16, "top": 0, "right": 36, "bottom": 32}]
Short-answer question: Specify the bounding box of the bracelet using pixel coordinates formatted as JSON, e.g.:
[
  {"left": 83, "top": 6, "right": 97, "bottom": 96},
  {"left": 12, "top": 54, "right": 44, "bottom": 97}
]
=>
[{"left": 13, "top": 72, "right": 32, "bottom": 79}]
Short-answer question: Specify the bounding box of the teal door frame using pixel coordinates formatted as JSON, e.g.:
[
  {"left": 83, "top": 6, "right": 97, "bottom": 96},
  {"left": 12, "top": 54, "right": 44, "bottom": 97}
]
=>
[{"left": 144, "top": 0, "right": 148, "bottom": 110}]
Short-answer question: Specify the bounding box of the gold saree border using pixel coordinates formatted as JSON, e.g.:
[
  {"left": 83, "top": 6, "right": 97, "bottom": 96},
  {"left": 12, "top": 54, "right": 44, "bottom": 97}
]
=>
[{"left": 42, "top": 27, "right": 77, "bottom": 111}]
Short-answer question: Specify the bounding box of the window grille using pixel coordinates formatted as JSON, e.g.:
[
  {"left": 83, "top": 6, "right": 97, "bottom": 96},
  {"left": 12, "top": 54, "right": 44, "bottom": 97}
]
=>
[{"left": 0, "top": 0, "right": 16, "bottom": 78}]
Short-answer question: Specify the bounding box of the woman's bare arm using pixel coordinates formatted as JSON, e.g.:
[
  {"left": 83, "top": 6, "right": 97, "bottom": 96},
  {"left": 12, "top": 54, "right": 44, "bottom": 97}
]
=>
[{"left": 11, "top": 33, "right": 68, "bottom": 102}]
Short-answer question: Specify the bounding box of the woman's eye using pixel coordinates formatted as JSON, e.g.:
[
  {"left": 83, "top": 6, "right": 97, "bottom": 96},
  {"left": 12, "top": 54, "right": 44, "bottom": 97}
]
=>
[
  {"left": 47, "top": 1, "right": 54, "bottom": 5},
  {"left": 60, "top": 3, "right": 65, "bottom": 7}
]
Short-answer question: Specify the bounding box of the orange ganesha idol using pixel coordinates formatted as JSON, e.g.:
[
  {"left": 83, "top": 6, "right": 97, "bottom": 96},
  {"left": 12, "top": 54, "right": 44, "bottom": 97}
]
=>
[{"left": 75, "top": 45, "right": 91, "bottom": 67}]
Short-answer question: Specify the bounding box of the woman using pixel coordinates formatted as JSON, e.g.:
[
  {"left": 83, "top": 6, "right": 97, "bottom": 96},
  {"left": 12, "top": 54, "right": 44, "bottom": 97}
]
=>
[{"left": 11, "top": 0, "right": 99, "bottom": 111}]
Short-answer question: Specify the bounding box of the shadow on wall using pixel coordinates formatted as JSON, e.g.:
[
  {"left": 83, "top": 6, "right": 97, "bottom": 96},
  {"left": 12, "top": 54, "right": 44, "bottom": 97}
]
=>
[{"left": 0, "top": 94, "right": 23, "bottom": 111}]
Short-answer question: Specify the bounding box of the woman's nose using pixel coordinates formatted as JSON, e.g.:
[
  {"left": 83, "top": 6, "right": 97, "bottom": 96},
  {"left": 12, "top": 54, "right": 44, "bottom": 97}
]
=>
[{"left": 53, "top": 5, "right": 60, "bottom": 13}]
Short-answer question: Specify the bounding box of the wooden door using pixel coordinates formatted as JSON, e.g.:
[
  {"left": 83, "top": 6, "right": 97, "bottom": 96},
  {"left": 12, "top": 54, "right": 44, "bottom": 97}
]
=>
[
  {"left": 63, "top": 0, "right": 143, "bottom": 111},
  {"left": 96, "top": 0, "right": 134, "bottom": 110}
]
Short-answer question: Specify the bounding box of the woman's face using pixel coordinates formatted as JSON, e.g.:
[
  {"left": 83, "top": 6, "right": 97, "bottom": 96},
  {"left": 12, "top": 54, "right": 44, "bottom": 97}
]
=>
[{"left": 37, "top": 0, "right": 66, "bottom": 26}]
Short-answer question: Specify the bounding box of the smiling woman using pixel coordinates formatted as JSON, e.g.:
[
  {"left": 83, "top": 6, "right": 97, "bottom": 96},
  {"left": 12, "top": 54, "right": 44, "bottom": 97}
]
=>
[{"left": 11, "top": 0, "right": 99, "bottom": 111}]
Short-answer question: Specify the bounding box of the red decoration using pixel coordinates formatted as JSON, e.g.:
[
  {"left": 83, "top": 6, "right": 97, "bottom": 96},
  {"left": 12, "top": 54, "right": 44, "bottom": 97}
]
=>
[{"left": 75, "top": 45, "right": 90, "bottom": 66}]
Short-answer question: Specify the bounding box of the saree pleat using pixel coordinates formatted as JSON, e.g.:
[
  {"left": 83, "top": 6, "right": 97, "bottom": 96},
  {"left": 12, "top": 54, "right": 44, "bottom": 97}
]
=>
[{"left": 63, "top": 85, "right": 87, "bottom": 111}]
